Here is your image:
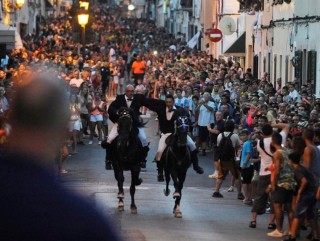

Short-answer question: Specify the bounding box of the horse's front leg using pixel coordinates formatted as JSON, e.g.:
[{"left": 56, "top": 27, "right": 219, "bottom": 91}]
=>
[
  {"left": 163, "top": 169, "right": 171, "bottom": 196},
  {"left": 171, "top": 170, "right": 180, "bottom": 199},
  {"left": 114, "top": 168, "right": 125, "bottom": 211},
  {"left": 174, "top": 195, "right": 182, "bottom": 218},
  {"left": 174, "top": 171, "right": 186, "bottom": 218},
  {"left": 130, "top": 168, "right": 138, "bottom": 214}
]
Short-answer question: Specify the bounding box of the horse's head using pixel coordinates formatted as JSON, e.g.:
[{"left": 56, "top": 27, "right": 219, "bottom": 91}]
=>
[
  {"left": 117, "top": 107, "right": 133, "bottom": 136},
  {"left": 116, "top": 107, "right": 133, "bottom": 158},
  {"left": 175, "top": 116, "right": 189, "bottom": 147}
]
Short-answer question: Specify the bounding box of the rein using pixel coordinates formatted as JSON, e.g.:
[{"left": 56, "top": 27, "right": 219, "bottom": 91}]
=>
[
  {"left": 166, "top": 146, "right": 190, "bottom": 166},
  {"left": 118, "top": 114, "right": 132, "bottom": 120},
  {"left": 165, "top": 134, "right": 190, "bottom": 166}
]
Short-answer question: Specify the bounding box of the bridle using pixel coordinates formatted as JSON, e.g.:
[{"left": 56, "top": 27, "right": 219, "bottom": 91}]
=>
[{"left": 175, "top": 116, "right": 189, "bottom": 132}]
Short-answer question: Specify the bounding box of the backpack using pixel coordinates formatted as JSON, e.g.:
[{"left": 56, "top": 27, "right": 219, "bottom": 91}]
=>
[
  {"left": 277, "top": 150, "right": 296, "bottom": 191},
  {"left": 216, "top": 132, "right": 235, "bottom": 162}
]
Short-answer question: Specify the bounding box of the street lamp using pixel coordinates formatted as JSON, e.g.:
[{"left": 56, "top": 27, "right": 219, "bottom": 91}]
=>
[
  {"left": 16, "top": 0, "right": 25, "bottom": 8},
  {"left": 7, "top": 0, "right": 25, "bottom": 11},
  {"left": 77, "top": 8, "right": 89, "bottom": 56},
  {"left": 79, "top": 0, "right": 89, "bottom": 10}
]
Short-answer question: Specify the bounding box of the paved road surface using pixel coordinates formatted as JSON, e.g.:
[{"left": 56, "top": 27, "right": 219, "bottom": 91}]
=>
[{"left": 60, "top": 111, "right": 298, "bottom": 241}]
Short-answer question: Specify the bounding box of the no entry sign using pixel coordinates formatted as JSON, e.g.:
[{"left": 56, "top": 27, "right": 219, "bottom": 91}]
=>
[{"left": 209, "top": 29, "right": 223, "bottom": 42}]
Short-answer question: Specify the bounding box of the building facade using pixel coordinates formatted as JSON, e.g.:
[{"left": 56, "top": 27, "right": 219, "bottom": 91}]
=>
[{"left": 253, "top": 0, "right": 320, "bottom": 96}]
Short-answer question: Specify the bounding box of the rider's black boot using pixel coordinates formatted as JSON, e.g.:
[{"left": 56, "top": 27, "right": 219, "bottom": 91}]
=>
[
  {"left": 135, "top": 177, "right": 143, "bottom": 186},
  {"left": 156, "top": 160, "right": 164, "bottom": 182},
  {"left": 191, "top": 150, "right": 204, "bottom": 174},
  {"left": 140, "top": 145, "right": 149, "bottom": 168},
  {"left": 134, "top": 166, "right": 143, "bottom": 186}
]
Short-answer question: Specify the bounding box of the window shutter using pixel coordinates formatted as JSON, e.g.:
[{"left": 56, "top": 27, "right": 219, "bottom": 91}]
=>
[
  {"left": 294, "top": 50, "right": 303, "bottom": 82},
  {"left": 307, "top": 51, "right": 317, "bottom": 93}
]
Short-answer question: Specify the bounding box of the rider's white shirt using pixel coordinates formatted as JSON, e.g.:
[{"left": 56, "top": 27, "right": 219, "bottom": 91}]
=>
[{"left": 166, "top": 106, "right": 176, "bottom": 120}]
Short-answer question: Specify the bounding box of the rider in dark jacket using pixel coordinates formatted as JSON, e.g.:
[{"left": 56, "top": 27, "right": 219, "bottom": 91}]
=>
[{"left": 146, "top": 94, "right": 204, "bottom": 181}]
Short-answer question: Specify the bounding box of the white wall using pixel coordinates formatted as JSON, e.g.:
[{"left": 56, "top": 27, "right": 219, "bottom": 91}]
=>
[
  {"left": 269, "top": 0, "right": 320, "bottom": 95},
  {"left": 218, "top": 0, "right": 239, "bottom": 55}
]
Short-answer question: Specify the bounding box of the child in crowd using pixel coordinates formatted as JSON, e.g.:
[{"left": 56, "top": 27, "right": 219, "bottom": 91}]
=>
[{"left": 239, "top": 129, "right": 254, "bottom": 205}]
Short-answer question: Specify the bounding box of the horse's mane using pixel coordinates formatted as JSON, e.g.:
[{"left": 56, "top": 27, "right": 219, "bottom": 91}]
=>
[
  {"left": 117, "top": 106, "right": 147, "bottom": 128},
  {"left": 174, "top": 107, "right": 189, "bottom": 119}
]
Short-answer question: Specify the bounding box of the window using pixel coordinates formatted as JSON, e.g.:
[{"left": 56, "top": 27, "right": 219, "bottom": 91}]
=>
[
  {"left": 285, "top": 56, "right": 289, "bottom": 84},
  {"left": 180, "top": 0, "right": 192, "bottom": 8},
  {"left": 307, "top": 51, "right": 317, "bottom": 93},
  {"left": 274, "top": 55, "right": 277, "bottom": 87}
]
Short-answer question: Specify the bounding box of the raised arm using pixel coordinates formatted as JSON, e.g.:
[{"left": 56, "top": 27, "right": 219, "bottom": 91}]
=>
[
  {"left": 143, "top": 97, "right": 166, "bottom": 114},
  {"left": 108, "top": 97, "right": 121, "bottom": 123},
  {"left": 272, "top": 123, "right": 290, "bottom": 135}
]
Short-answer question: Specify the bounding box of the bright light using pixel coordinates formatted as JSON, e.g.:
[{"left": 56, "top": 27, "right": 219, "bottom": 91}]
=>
[
  {"left": 79, "top": 1, "right": 89, "bottom": 10},
  {"left": 128, "top": 4, "right": 135, "bottom": 11},
  {"left": 16, "top": 0, "right": 25, "bottom": 8},
  {"left": 153, "top": 51, "right": 158, "bottom": 55},
  {"left": 78, "top": 12, "right": 89, "bottom": 27}
]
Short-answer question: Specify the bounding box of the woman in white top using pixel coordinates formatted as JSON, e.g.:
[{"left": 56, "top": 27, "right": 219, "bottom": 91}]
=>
[
  {"left": 234, "top": 62, "right": 244, "bottom": 79},
  {"left": 69, "top": 93, "right": 82, "bottom": 154}
]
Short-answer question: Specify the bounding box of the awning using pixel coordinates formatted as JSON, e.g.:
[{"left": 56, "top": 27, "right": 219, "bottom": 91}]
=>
[
  {"left": 224, "top": 32, "right": 246, "bottom": 57},
  {"left": 45, "top": 0, "right": 54, "bottom": 11},
  {"left": 0, "top": 23, "right": 23, "bottom": 49}
]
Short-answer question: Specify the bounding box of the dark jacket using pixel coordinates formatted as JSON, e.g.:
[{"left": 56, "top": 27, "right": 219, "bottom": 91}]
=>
[
  {"left": 0, "top": 153, "right": 124, "bottom": 241},
  {"left": 108, "top": 94, "right": 147, "bottom": 123},
  {"left": 146, "top": 98, "right": 188, "bottom": 134},
  {"left": 100, "top": 66, "right": 111, "bottom": 81}
]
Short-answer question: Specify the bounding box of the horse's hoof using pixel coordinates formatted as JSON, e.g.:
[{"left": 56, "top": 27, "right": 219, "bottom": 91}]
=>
[
  {"left": 173, "top": 192, "right": 180, "bottom": 198},
  {"left": 175, "top": 211, "right": 182, "bottom": 218},
  {"left": 118, "top": 201, "right": 124, "bottom": 212},
  {"left": 117, "top": 192, "right": 124, "bottom": 199},
  {"left": 163, "top": 189, "right": 170, "bottom": 196},
  {"left": 130, "top": 205, "right": 137, "bottom": 214}
]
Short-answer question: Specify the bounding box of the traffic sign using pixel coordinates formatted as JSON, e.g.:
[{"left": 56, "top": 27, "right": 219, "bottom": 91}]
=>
[{"left": 209, "top": 29, "right": 223, "bottom": 42}]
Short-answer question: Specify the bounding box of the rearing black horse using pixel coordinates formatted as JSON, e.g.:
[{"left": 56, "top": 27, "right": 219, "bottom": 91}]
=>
[
  {"left": 108, "top": 107, "right": 144, "bottom": 214},
  {"left": 160, "top": 114, "right": 191, "bottom": 218}
]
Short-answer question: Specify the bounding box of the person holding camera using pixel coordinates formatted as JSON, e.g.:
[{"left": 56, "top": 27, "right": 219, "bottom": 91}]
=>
[{"left": 196, "top": 92, "right": 215, "bottom": 156}]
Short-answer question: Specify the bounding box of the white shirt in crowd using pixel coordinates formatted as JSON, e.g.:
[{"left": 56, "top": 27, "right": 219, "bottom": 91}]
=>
[
  {"left": 289, "top": 89, "right": 301, "bottom": 103},
  {"left": 69, "top": 78, "right": 84, "bottom": 88},
  {"left": 257, "top": 130, "right": 287, "bottom": 176}
]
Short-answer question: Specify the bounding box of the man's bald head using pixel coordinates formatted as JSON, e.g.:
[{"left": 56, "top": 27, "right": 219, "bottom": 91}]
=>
[
  {"left": 10, "top": 75, "right": 69, "bottom": 131},
  {"left": 125, "top": 84, "right": 135, "bottom": 98}
]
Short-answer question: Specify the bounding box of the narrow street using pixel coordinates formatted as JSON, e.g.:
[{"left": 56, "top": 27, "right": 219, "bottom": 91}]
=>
[{"left": 61, "top": 112, "right": 287, "bottom": 241}]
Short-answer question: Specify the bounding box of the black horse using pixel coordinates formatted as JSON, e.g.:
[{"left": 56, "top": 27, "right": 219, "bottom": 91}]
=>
[
  {"left": 160, "top": 115, "right": 191, "bottom": 218},
  {"left": 108, "top": 107, "right": 144, "bottom": 214}
]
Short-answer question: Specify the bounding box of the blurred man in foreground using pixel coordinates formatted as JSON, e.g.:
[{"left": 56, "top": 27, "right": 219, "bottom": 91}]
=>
[{"left": 0, "top": 75, "right": 124, "bottom": 241}]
